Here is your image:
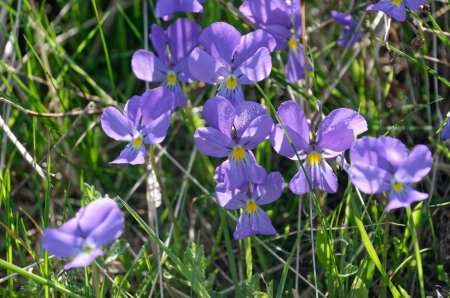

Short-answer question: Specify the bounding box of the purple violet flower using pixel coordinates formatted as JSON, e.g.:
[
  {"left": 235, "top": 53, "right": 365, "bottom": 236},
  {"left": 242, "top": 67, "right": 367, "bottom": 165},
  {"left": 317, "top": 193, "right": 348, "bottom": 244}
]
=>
[
  {"left": 194, "top": 96, "right": 273, "bottom": 189},
  {"left": 215, "top": 169, "right": 284, "bottom": 240},
  {"left": 366, "top": 0, "right": 424, "bottom": 22},
  {"left": 42, "top": 198, "right": 125, "bottom": 270},
  {"left": 239, "top": 0, "right": 313, "bottom": 82},
  {"left": 331, "top": 10, "right": 363, "bottom": 48},
  {"left": 101, "top": 87, "right": 175, "bottom": 165},
  {"left": 441, "top": 119, "right": 450, "bottom": 140},
  {"left": 271, "top": 101, "right": 367, "bottom": 195},
  {"left": 349, "top": 136, "right": 432, "bottom": 211},
  {"left": 155, "top": 0, "right": 204, "bottom": 20},
  {"left": 132, "top": 18, "right": 202, "bottom": 107},
  {"left": 188, "top": 22, "right": 275, "bottom": 106}
]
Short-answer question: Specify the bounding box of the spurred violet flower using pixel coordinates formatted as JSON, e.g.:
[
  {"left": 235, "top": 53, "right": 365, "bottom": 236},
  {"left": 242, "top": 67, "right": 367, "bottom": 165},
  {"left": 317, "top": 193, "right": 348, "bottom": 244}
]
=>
[
  {"left": 239, "top": 0, "right": 312, "bottom": 82},
  {"left": 194, "top": 96, "right": 273, "bottom": 189},
  {"left": 366, "top": 0, "right": 424, "bottom": 22},
  {"left": 42, "top": 198, "right": 125, "bottom": 270},
  {"left": 132, "top": 18, "right": 201, "bottom": 107},
  {"left": 101, "top": 87, "right": 175, "bottom": 164},
  {"left": 271, "top": 101, "right": 367, "bottom": 194},
  {"left": 215, "top": 168, "right": 284, "bottom": 240},
  {"left": 331, "top": 11, "right": 363, "bottom": 48},
  {"left": 350, "top": 136, "right": 432, "bottom": 211},
  {"left": 188, "top": 22, "right": 275, "bottom": 105},
  {"left": 156, "top": 0, "right": 204, "bottom": 20}
]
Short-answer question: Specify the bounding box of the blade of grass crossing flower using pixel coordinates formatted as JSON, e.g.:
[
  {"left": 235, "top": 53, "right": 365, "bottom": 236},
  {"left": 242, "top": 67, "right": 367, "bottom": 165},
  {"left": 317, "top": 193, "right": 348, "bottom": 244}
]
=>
[
  {"left": 406, "top": 206, "right": 425, "bottom": 298},
  {"left": 118, "top": 197, "right": 211, "bottom": 298}
]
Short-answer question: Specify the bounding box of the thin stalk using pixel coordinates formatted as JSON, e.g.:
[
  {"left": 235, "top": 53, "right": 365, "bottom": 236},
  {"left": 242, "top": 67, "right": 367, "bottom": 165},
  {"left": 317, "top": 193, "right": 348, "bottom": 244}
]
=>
[
  {"left": 222, "top": 210, "right": 240, "bottom": 297},
  {"left": 381, "top": 211, "right": 390, "bottom": 298},
  {"left": 244, "top": 237, "right": 252, "bottom": 281},
  {"left": 294, "top": 196, "right": 303, "bottom": 291},
  {"left": 406, "top": 207, "right": 425, "bottom": 298},
  {"left": 309, "top": 193, "right": 318, "bottom": 298},
  {"left": 92, "top": 264, "right": 101, "bottom": 298}
]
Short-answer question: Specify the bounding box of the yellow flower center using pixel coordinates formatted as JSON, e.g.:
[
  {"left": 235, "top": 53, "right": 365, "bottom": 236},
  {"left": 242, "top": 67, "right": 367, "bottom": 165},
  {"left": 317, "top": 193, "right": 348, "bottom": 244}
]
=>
[
  {"left": 245, "top": 200, "right": 258, "bottom": 214},
  {"left": 226, "top": 76, "right": 237, "bottom": 90},
  {"left": 391, "top": 181, "right": 404, "bottom": 193},
  {"left": 391, "top": 0, "right": 402, "bottom": 5},
  {"left": 166, "top": 71, "right": 177, "bottom": 86},
  {"left": 132, "top": 135, "right": 143, "bottom": 148},
  {"left": 307, "top": 151, "right": 322, "bottom": 167},
  {"left": 288, "top": 37, "right": 298, "bottom": 52},
  {"left": 232, "top": 147, "right": 246, "bottom": 161}
]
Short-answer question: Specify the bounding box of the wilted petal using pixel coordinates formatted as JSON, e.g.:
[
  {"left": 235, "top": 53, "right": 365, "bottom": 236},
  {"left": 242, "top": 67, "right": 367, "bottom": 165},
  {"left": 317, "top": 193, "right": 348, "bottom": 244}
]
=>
[
  {"left": 42, "top": 228, "right": 84, "bottom": 258},
  {"left": 111, "top": 143, "right": 146, "bottom": 165},
  {"left": 366, "top": 1, "right": 406, "bottom": 22},
  {"left": 167, "top": 18, "right": 202, "bottom": 64},
  {"left": 194, "top": 127, "right": 234, "bottom": 157},
  {"left": 188, "top": 48, "right": 226, "bottom": 84},
  {"left": 349, "top": 163, "right": 392, "bottom": 194},
  {"left": 64, "top": 248, "right": 104, "bottom": 270},
  {"left": 386, "top": 186, "right": 428, "bottom": 211},
  {"left": 140, "top": 87, "right": 176, "bottom": 124},
  {"left": 131, "top": 50, "right": 167, "bottom": 82},
  {"left": 150, "top": 24, "right": 167, "bottom": 62},
  {"left": 101, "top": 107, "right": 134, "bottom": 142},
  {"left": 199, "top": 22, "right": 241, "bottom": 67},
  {"left": 255, "top": 172, "right": 284, "bottom": 205},
  {"left": 215, "top": 184, "right": 247, "bottom": 209},
  {"left": 238, "top": 114, "right": 273, "bottom": 150},
  {"left": 395, "top": 145, "right": 432, "bottom": 183},
  {"left": 234, "top": 30, "right": 276, "bottom": 66},
  {"left": 235, "top": 47, "right": 272, "bottom": 84},
  {"left": 202, "top": 96, "right": 235, "bottom": 137}
]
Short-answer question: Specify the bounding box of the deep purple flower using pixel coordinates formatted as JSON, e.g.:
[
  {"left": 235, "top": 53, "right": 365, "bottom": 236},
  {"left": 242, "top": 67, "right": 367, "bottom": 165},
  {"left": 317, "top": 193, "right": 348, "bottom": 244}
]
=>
[
  {"left": 366, "top": 0, "right": 424, "bottom": 22},
  {"left": 215, "top": 169, "right": 284, "bottom": 240},
  {"left": 188, "top": 22, "right": 275, "bottom": 105},
  {"left": 239, "top": 0, "right": 312, "bottom": 82},
  {"left": 441, "top": 119, "right": 450, "bottom": 140},
  {"left": 132, "top": 18, "right": 201, "bottom": 107},
  {"left": 42, "top": 198, "right": 125, "bottom": 270},
  {"left": 331, "top": 10, "right": 363, "bottom": 48},
  {"left": 155, "top": 0, "right": 204, "bottom": 20},
  {"left": 271, "top": 101, "right": 367, "bottom": 194},
  {"left": 101, "top": 87, "right": 175, "bottom": 164},
  {"left": 194, "top": 96, "right": 273, "bottom": 189},
  {"left": 350, "top": 136, "right": 432, "bottom": 211}
]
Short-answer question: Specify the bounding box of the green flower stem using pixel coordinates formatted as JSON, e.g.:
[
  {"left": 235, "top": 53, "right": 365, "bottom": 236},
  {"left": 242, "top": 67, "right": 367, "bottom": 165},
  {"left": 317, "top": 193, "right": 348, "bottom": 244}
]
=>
[
  {"left": 92, "top": 263, "right": 102, "bottom": 298},
  {"left": 406, "top": 206, "right": 425, "bottom": 298}
]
